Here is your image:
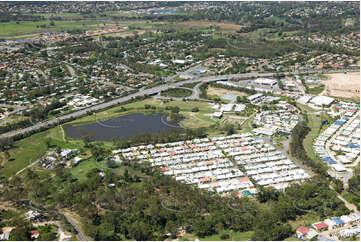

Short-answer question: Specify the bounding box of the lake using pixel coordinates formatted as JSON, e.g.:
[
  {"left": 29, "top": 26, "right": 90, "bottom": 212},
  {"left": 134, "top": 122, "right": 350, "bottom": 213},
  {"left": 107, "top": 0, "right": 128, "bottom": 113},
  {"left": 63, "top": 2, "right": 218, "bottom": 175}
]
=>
[{"left": 65, "top": 113, "right": 182, "bottom": 141}]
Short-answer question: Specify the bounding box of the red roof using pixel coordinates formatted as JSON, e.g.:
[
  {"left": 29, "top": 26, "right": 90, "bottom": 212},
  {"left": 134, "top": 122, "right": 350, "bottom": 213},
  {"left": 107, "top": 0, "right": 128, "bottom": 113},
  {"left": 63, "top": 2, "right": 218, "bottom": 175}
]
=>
[
  {"left": 296, "top": 226, "right": 310, "bottom": 235},
  {"left": 168, "top": 150, "right": 176, "bottom": 155},
  {"left": 199, "top": 177, "right": 211, "bottom": 183},
  {"left": 239, "top": 177, "right": 249, "bottom": 182},
  {"left": 29, "top": 230, "right": 39, "bottom": 236},
  {"left": 314, "top": 222, "right": 328, "bottom": 230}
]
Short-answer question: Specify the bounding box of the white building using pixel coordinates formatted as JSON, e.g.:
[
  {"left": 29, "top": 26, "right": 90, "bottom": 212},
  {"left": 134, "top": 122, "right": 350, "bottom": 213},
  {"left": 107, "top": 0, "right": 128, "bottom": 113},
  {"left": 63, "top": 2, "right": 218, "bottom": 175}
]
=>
[{"left": 309, "top": 96, "right": 335, "bottom": 107}]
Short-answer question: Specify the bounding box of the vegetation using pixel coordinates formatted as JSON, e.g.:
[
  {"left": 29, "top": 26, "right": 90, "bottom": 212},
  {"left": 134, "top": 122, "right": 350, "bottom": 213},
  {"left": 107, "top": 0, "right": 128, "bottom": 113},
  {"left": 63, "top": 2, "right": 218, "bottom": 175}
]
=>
[
  {"left": 306, "top": 84, "right": 325, "bottom": 95},
  {"left": 290, "top": 121, "right": 328, "bottom": 176},
  {"left": 160, "top": 88, "right": 192, "bottom": 98}
]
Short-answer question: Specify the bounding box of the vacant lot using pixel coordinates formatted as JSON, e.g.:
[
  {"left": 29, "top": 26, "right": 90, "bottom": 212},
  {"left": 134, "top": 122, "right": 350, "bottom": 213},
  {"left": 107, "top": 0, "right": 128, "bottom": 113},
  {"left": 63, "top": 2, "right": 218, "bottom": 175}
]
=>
[
  {"left": 322, "top": 72, "right": 360, "bottom": 99},
  {"left": 176, "top": 21, "right": 243, "bottom": 32},
  {"left": 207, "top": 86, "right": 248, "bottom": 97}
]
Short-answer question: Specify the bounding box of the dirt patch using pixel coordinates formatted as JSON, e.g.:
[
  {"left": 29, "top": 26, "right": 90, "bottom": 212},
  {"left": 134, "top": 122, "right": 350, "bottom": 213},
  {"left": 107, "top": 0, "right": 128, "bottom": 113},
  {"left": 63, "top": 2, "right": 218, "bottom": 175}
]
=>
[
  {"left": 322, "top": 72, "right": 360, "bottom": 99},
  {"left": 177, "top": 21, "right": 243, "bottom": 32},
  {"left": 207, "top": 87, "right": 248, "bottom": 97}
]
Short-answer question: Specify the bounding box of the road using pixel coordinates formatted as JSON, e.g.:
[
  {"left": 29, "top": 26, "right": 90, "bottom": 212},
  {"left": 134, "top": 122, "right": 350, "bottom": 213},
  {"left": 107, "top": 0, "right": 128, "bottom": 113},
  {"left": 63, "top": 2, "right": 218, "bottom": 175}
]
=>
[
  {"left": 66, "top": 65, "right": 76, "bottom": 78},
  {"left": 336, "top": 193, "right": 360, "bottom": 215},
  {"left": 63, "top": 213, "right": 87, "bottom": 241},
  {"left": 0, "top": 69, "right": 358, "bottom": 140},
  {"left": 18, "top": 199, "right": 87, "bottom": 241}
]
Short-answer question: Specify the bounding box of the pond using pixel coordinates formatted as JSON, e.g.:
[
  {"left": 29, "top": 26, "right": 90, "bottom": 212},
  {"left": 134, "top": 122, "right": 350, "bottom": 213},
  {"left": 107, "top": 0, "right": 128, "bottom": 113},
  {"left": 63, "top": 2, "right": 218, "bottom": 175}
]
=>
[{"left": 65, "top": 113, "right": 182, "bottom": 141}]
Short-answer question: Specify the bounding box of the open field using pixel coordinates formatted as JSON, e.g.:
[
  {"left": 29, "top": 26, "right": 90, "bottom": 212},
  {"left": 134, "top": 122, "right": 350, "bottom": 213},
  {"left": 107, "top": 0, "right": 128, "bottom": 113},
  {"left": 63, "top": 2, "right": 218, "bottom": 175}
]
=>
[
  {"left": 322, "top": 72, "right": 360, "bottom": 99},
  {"left": 181, "top": 230, "right": 254, "bottom": 241},
  {"left": 207, "top": 86, "right": 248, "bottom": 97},
  {"left": 0, "top": 20, "right": 105, "bottom": 37},
  {"left": 174, "top": 21, "right": 244, "bottom": 33}
]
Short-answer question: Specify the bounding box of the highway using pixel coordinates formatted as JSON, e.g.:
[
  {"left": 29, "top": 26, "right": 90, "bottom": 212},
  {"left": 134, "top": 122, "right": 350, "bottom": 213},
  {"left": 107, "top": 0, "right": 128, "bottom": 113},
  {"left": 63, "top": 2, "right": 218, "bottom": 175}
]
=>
[{"left": 0, "top": 68, "right": 357, "bottom": 140}]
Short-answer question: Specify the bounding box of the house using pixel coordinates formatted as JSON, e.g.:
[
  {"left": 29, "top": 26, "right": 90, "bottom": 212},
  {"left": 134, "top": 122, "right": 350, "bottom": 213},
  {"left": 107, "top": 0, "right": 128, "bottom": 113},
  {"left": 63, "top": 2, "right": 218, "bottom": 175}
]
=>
[
  {"left": 247, "top": 93, "right": 263, "bottom": 103},
  {"left": 331, "top": 217, "right": 345, "bottom": 227},
  {"left": 296, "top": 226, "right": 309, "bottom": 239},
  {"left": 29, "top": 230, "right": 39, "bottom": 239},
  {"left": 60, "top": 149, "right": 76, "bottom": 159},
  {"left": 212, "top": 111, "right": 223, "bottom": 119},
  {"left": 305, "top": 229, "right": 318, "bottom": 240},
  {"left": 25, "top": 210, "right": 41, "bottom": 221},
  {"left": 312, "top": 221, "right": 328, "bottom": 231},
  {"left": 0, "top": 233, "right": 10, "bottom": 241},
  {"left": 72, "top": 156, "right": 83, "bottom": 166},
  {"left": 324, "top": 218, "right": 337, "bottom": 229}
]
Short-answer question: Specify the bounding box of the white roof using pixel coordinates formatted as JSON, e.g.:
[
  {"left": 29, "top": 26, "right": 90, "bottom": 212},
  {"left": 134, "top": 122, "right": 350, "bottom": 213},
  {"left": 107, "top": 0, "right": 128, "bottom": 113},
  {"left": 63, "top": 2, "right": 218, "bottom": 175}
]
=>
[
  {"left": 248, "top": 93, "right": 263, "bottom": 101},
  {"left": 310, "top": 96, "right": 334, "bottom": 106},
  {"left": 331, "top": 164, "right": 346, "bottom": 172},
  {"left": 296, "top": 95, "right": 312, "bottom": 104},
  {"left": 254, "top": 78, "right": 277, "bottom": 85}
]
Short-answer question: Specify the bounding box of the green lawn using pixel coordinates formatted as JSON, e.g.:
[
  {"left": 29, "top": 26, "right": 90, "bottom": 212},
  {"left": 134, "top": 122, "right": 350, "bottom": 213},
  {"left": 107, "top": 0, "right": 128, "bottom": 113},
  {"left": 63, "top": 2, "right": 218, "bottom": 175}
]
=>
[
  {"left": 284, "top": 237, "right": 302, "bottom": 241},
  {"left": 182, "top": 231, "right": 254, "bottom": 241},
  {"left": 201, "top": 231, "right": 254, "bottom": 241},
  {"left": 297, "top": 103, "right": 333, "bottom": 162},
  {"left": 1, "top": 131, "right": 50, "bottom": 178},
  {"left": 0, "top": 20, "right": 104, "bottom": 37},
  {"left": 181, "top": 82, "right": 200, "bottom": 89},
  {"left": 307, "top": 84, "right": 325, "bottom": 95},
  {"left": 288, "top": 213, "right": 321, "bottom": 230}
]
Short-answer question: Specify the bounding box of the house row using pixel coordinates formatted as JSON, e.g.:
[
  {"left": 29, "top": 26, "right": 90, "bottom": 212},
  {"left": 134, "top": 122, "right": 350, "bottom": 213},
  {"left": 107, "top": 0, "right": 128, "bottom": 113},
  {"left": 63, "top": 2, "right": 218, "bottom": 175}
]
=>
[
  {"left": 313, "top": 106, "right": 359, "bottom": 172},
  {"left": 296, "top": 213, "right": 360, "bottom": 240}
]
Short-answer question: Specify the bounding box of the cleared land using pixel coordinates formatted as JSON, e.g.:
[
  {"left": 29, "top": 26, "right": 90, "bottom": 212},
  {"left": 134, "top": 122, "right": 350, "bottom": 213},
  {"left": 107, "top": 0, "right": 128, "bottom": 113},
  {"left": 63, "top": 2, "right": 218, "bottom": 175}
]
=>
[
  {"left": 207, "top": 86, "right": 248, "bottom": 97},
  {"left": 176, "top": 21, "right": 244, "bottom": 33},
  {"left": 322, "top": 72, "right": 360, "bottom": 99}
]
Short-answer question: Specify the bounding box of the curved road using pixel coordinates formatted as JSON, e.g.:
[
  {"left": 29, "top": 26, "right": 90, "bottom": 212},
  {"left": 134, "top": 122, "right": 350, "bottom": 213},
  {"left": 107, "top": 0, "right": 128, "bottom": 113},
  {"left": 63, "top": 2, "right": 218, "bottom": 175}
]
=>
[
  {"left": 0, "top": 69, "right": 357, "bottom": 140},
  {"left": 63, "top": 213, "right": 87, "bottom": 241}
]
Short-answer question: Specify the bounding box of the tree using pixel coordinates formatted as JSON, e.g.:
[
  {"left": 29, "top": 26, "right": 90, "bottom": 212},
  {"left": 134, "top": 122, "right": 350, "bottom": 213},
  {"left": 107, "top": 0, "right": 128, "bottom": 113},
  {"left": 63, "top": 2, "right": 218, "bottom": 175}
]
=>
[
  {"left": 9, "top": 226, "right": 29, "bottom": 241},
  {"left": 128, "top": 221, "right": 152, "bottom": 241},
  {"left": 191, "top": 107, "right": 199, "bottom": 112},
  {"left": 82, "top": 135, "right": 91, "bottom": 148},
  {"left": 165, "top": 220, "right": 177, "bottom": 238},
  {"left": 45, "top": 138, "right": 51, "bottom": 148}
]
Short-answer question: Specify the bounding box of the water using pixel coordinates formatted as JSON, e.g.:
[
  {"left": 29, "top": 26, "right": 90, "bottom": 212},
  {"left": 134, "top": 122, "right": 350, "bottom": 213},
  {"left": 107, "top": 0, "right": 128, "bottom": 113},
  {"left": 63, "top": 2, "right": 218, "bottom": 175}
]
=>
[{"left": 65, "top": 113, "right": 182, "bottom": 141}]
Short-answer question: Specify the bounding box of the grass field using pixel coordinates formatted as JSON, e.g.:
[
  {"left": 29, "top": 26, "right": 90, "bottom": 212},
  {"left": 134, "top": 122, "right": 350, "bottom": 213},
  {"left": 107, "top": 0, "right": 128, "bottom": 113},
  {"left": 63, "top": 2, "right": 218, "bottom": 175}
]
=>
[
  {"left": 174, "top": 21, "right": 244, "bottom": 33},
  {"left": 181, "top": 230, "right": 254, "bottom": 241},
  {"left": 288, "top": 213, "right": 321, "bottom": 229},
  {"left": 297, "top": 103, "right": 332, "bottom": 162},
  {"left": 307, "top": 84, "right": 325, "bottom": 95},
  {"left": 0, "top": 20, "right": 104, "bottom": 37}
]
